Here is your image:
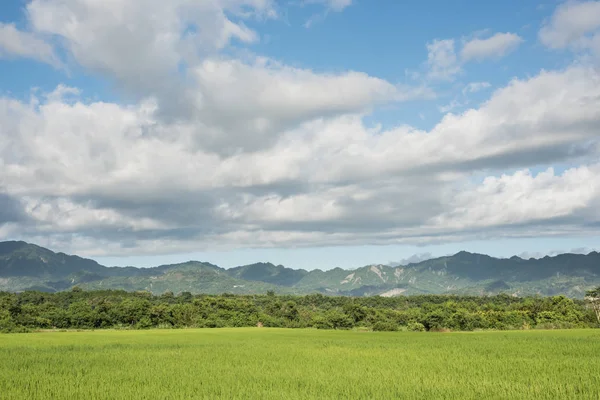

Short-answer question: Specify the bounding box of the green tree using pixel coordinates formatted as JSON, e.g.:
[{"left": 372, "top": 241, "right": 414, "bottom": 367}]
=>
[
  {"left": 343, "top": 303, "right": 367, "bottom": 324},
  {"left": 0, "top": 308, "right": 16, "bottom": 333},
  {"left": 281, "top": 301, "right": 299, "bottom": 322},
  {"left": 421, "top": 310, "right": 448, "bottom": 331},
  {"left": 324, "top": 309, "right": 354, "bottom": 330},
  {"left": 178, "top": 292, "right": 193, "bottom": 303}
]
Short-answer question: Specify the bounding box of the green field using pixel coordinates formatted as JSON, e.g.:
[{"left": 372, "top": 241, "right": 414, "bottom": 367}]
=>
[{"left": 1, "top": 329, "right": 599, "bottom": 399}]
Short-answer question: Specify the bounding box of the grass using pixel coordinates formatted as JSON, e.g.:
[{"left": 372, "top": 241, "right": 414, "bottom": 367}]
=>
[{"left": 1, "top": 328, "right": 599, "bottom": 399}]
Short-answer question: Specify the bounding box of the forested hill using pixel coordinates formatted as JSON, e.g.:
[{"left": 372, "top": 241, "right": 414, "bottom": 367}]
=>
[{"left": 1, "top": 241, "right": 599, "bottom": 297}]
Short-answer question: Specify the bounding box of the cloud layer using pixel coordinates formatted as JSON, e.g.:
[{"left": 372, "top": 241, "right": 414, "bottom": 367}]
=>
[{"left": 0, "top": 0, "right": 599, "bottom": 257}]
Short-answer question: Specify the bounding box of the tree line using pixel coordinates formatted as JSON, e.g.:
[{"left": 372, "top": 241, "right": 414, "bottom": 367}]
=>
[{"left": 1, "top": 288, "right": 599, "bottom": 333}]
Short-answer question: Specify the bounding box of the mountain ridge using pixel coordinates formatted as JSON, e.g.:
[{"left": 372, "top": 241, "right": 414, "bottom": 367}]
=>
[{"left": 1, "top": 240, "right": 599, "bottom": 297}]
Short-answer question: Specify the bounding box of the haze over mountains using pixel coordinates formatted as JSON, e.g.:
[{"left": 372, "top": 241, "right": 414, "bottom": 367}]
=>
[{"left": 1, "top": 241, "right": 599, "bottom": 298}]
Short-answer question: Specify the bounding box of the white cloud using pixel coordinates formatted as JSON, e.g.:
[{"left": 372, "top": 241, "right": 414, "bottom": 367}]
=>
[
  {"left": 302, "top": 0, "right": 353, "bottom": 27},
  {"left": 461, "top": 32, "right": 523, "bottom": 61},
  {"left": 463, "top": 82, "right": 491, "bottom": 94},
  {"left": 438, "top": 82, "right": 491, "bottom": 114},
  {"left": 438, "top": 99, "right": 463, "bottom": 113},
  {"left": 0, "top": 23, "right": 61, "bottom": 67},
  {"left": 26, "top": 0, "right": 276, "bottom": 97},
  {"left": 539, "top": 0, "right": 600, "bottom": 57},
  {"left": 305, "top": 0, "right": 352, "bottom": 12},
  {"left": 328, "top": 0, "right": 352, "bottom": 11},
  {"left": 432, "top": 165, "right": 600, "bottom": 230},
  {"left": 426, "top": 39, "right": 461, "bottom": 81},
  {"left": 425, "top": 32, "right": 522, "bottom": 81},
  {"left": 389, "top": 253, "right": 434, "bottom": 266},
  {"left": 20, "top": 0, "right": 410, "bottom": 155},
  {"left": 190, "top": 57, "right": 403, "bottom": 152}
]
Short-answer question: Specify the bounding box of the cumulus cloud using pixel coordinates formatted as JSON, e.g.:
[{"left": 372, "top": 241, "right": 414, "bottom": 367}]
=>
[
  {"left": 25, "top": 0, "right": 275, "bottom": 101},
  {"left": 432, "top": 165, "right": 600, "bottom": 230},
  {"left": 0, "top": 23, "right": 61, "bottom": 67},
  {"left": 425, "top": 32, "right": 522, "bottom": 81},
  {"left": 426, "top": 39, "right": 462, "bottom": 81},
  {"left": 461, "top": 32, "right": 523, "bottom": 62},
  {"left": 18, "top": 0, "right": 416, "bottom": 154},
  {"left": 190, "top": 57, "right": 403, "bottom": 153},
  {"left": 539, "top": 0, "right": 600, "bottom": 56}
]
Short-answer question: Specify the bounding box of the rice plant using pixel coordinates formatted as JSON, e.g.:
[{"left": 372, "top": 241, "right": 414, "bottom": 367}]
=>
[{"left": 0, "top": 328, "right": 598, "bottom": 399}]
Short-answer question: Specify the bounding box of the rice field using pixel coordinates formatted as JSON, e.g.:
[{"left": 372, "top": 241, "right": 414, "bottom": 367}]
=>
[{"left": 1, "top": 328, "right": 599, "bottom": 399}]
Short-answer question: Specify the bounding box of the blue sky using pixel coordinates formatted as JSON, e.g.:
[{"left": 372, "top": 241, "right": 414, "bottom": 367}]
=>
[
  {"left": 93, "top": 236, "right": 600, "bottom": 270},
  {"left": 1, "top": 0, "right": 599, "bottom": 270},
  {"left": 1, "top": 1, "right": 570, "bottom": 116}
]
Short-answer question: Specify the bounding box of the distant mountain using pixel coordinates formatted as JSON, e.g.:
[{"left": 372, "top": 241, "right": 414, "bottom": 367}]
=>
[
  {"left": 227, "top": 262, "right": 308, "bottom": 286},
  {"left": 0, "top": 241, "right": 107, "bottom": 278},
  {"left": 1, "top": 241, "right": 599, "bottom": 297},
  {"left": 80, "top": 261, "right": 285, "bottom": 295}
]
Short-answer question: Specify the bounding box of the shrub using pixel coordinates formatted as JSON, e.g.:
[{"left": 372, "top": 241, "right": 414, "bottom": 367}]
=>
[
  {"left": 312, "top": 316, "right": 334, "bottom": 330},
  {"left": 407, "top": 322, "right": 426, "bottom": 332},
  {"left": 372, "top": 321, "right": 398, "bottom": 332},
  {"left": 136, "top": 316, "right": 153, "bottom": 329}
]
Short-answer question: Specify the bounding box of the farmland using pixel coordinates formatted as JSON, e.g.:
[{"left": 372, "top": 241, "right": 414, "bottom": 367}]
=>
[{"left": 1, "top": 328, "right": 599, "bottom": 399}]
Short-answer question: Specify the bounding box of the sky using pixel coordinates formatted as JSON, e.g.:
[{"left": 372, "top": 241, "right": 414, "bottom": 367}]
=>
[{"left": 1, "top": 0, "right": 600, "bottom": 270}]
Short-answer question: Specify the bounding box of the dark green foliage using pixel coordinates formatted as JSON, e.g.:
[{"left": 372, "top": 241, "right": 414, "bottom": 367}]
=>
[
  {"left": 372, "top": 321, "right": 398, "bottom": 331},
  {"left": 1, "top": 290, "right": 597, "bottom": 333}
]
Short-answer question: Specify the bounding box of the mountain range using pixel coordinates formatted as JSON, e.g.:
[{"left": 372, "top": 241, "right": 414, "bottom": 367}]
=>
[{"left": 1, "top": 241, "right": 599, "bottom": 298}]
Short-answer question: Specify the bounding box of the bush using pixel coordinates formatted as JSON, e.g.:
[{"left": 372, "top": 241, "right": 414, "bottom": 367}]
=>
[
  {"left": 313, "top": 316, "right": 334, "bottom": 330},
  {"left": 136, "top": 316, "right": 153, "bottom": 329},
  {"left": 407, "top": 322, "right": 426, "bottom": 332},
  {"left": 195, "top": 318, "right": 223, "bottom": 328},
  {"left": 1, "top": 324, "right": 32, "bottom": 333},
  {"left": 372, "top": 321, "right": 398, "bottom": 332},
  {"left": 421, "top": 311, "right": 449, "bottom": 331}
]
